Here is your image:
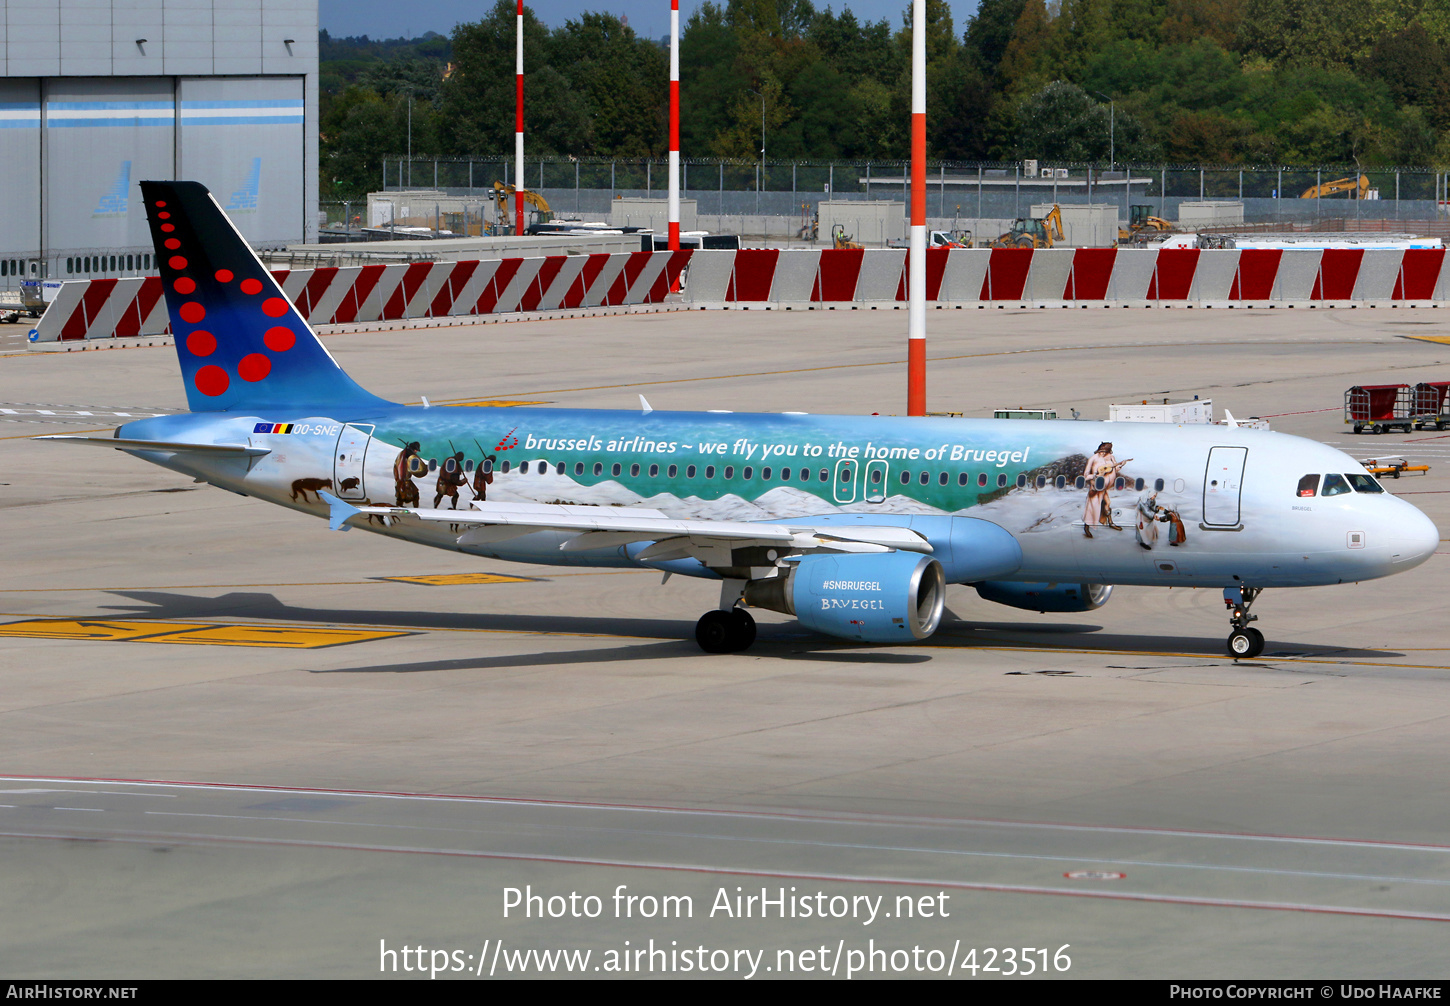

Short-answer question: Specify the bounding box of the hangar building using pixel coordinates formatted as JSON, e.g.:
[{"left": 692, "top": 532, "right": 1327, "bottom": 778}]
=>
[{"left": 0, "top": 0, "right": 318, "bottom": 294}]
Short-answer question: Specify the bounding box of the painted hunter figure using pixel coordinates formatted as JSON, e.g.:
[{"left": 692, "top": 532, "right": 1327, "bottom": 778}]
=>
[
  {"left": 435, "top": 451, "right": 468, "bottom": 509},
  {"left": 1082, "top": 441, "right": 1132, "bottom": 538},
  {"left": 473, "top": 453, "right": 495, "bottom": 502},
  {"left": 394, "top": 441, "right": 422, "bottom": 507}
]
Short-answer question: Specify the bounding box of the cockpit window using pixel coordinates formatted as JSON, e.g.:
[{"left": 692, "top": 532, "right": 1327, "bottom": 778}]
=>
[
  {"left": 1346, "top": 473, "right": 1384, "bottom": 494},
  {"left": 1321, "top": 473, "right": 1352, "bottom": 496},
  {"left": 1296, "top": 474, "right": 1319, "bottom": 497}
]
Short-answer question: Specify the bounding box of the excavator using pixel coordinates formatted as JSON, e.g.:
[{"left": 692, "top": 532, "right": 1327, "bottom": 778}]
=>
[
  {"left": 486, "top": 181, "right": 553, "bottom": 234},
  {"left": 1118, "top": 204, "right": 1174, "bottom": 245},
  {"left": 991, "top": 204, "right": 1063, "bottom": 249},
  {"left": 1301, "top": 175, "right": 1370, "bottom": 200}
]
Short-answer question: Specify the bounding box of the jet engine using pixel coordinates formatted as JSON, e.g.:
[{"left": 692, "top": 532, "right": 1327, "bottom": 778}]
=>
[
  {"left": 743, "top": 551, "right": 946, "bottom": 643},
  {"left": 975, "top": 581, "right": 1112, "bottom": 613}
]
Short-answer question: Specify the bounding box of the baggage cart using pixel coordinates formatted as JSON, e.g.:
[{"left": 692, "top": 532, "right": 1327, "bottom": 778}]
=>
[
  {"left": 1412, "top": 381, "right": 1450, "bottom": 430},
  {"left": 1345, "top": 384, "right": 1413, "bottom": 434}
]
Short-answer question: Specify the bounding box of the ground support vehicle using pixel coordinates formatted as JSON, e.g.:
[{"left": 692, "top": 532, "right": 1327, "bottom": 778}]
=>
[
  {"left": 1412, "top": 381, "right": 1450, "bottom": 430},
  {"left": 1346, "top": 384, "right": 1414, "bottom": 434}
]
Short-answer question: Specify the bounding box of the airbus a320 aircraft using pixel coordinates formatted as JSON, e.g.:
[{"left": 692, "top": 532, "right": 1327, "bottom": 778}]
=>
[{"left": 42, "top": 182, "right": 1440, "bottom": 658}]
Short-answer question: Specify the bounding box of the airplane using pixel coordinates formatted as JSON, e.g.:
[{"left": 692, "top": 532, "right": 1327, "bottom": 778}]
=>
[{"left": 40, "top": 181, "right": 1441, "bottom": 659}]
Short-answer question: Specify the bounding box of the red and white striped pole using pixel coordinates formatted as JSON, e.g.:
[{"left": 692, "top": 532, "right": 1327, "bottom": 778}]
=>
[
  {"left": 668, "top": 0, "right": 680, "bottom": 250},
  {"left": 906, "top": 0, "right": 927, "bottom": 416},
  {"left": 515, "top": 0, "right": 526, "bottom": 236}
]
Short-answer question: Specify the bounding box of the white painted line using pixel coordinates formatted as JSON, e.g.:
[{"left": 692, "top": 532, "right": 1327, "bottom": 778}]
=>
[{"left": 53, "top": 807, "right": 104, "bottom": 812}]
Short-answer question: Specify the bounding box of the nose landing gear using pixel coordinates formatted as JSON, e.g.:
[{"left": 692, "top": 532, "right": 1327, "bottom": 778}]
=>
[{"left": 1224, "top": 585, "right": 1264, "bottom": 658}]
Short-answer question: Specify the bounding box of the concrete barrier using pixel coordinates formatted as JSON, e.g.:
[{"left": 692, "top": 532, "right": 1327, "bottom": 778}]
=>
[{"left": 30, "top": 250, "right": 692, "bottom": 342}]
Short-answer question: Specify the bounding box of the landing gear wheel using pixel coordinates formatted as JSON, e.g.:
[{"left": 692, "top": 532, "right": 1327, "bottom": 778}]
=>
[
  {"left": 730, "top": 608, "right": 757, "bottom": 651},
  {"left": 1227, "top": 627, "right": 1264, "bottom": 659},
  {"left": 695, "top": 608, "right": 756, "bottom": 653},
  {"left": 695, "top": 610, "right": 735, "bottom": 653}
]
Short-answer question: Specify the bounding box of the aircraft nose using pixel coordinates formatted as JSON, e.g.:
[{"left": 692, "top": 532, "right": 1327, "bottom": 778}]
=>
[{"left": 1389, "top": 503, "right": 1440, "bottom": 570}]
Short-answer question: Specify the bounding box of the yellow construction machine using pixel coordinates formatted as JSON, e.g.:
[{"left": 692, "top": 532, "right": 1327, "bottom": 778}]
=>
[
  {"left": 831, "top": 223, "right": 864, "bottom": 250},
  {"left": 991, "top": 204, "right": 1064, "bottom": 249},
  {"left": 1119, "top": 204, "right": 1174, "bottom": 244},
  {"left": 486, "top": 181, "right": 553, "bottom": 234},
  {"left": 1301, "top": 175, "right": 1370, "bottom": 200}
]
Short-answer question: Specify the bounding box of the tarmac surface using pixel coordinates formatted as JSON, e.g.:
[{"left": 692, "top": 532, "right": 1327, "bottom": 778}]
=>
[{"left": 3, "top": 305, "right": 1450, "bottom": 978}]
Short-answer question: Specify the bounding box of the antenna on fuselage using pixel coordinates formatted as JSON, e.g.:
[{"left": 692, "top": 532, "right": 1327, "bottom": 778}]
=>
[{"left": 639, "top": 395, "right": 653, "bottom": 415}]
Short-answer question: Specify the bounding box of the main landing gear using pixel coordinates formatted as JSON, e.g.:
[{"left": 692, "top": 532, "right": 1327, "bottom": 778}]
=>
[
  {"left": 695, "top": 607, "right": 756, "bottom": 653},
  {"left": 1224, "top": 585, "right": 1264, "bottom": 659},
  {"left": 695, "top": 580, "right": 757, "bottom": 653}
]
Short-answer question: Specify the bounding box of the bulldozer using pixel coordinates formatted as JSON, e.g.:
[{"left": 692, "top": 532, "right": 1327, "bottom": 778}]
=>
[
  {"left": 1301, "top": 175, "right": 1370, "bottom": 200},
  {"left": 991, "top": 204, "right": 1063, "bottom": 249},
  {"left": 486, "top": 181, "right": 553, "bottom": 234},
  {"left": 1118, "top": 204, "right": 1174, "bottom": 245}
]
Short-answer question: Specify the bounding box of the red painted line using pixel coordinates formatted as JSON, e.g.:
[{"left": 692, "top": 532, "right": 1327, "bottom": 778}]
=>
[
  {"left": 3, "top": 827, "right": 1446, "bottom": 923},
  {"left": 1259, "top": 407, "right": 1341, "bottom": 417},
  {"left": 6, "top": 776, "right": 1450, "bottom": 855}
]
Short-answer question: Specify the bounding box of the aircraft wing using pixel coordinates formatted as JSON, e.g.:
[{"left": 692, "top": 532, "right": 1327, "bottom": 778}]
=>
[
  {"left": 319, "top": 494, "right": 931, "bottom": 564},
  {"left": 35, "top": 435, "right": 271, "bottom": 457}
]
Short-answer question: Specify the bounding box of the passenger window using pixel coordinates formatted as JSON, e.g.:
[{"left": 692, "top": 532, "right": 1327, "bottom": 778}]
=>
[
  {"left": 801, "top": 468, "right": 812, "bottom": 481},
  {"left": 668, "top": 464, "right": 678, "bottom": 478},
  {"left": 900, "top": 471, "right": 911, "bottom": 484},
  {"left": 938, "top": 472, "right": 948, "bottom": 486},
  {"left": 998, "top": 474, "right": 1008, "bottom": 488},
  {"left": 428, "top": 458, "right": 438, "bottom": 471},
  {"left": 820, "top": 469, "right": 829, "bottom": 482},
  {"left": 1094, "top": 476, "right": 1104, "bottom": 490},
  {"left": 611, "top": 463, "right": 622, "bottom": 477},
  {"left": 761, "top": 466, "right": 772, "bottom": 480},
  {"left": 648, "top": 464, "right": 657, "bottom": 477},
  {"left": 958, "top": 472, "right": 969, "bottom": 486},
  {"left": 465, "top": 459, "right": 474, "bottom": 472},
  {"left": 499, "top": 460, "right": 511, "bottom": 473},
  {"left": 1017, "top": 474, "right": 1027, "bottom": 488},
  {"left": 723, "top": 466, "right": 734, "bottom": 479},
  {"left": 574, "top": 462, "right": 584, "bottom": 476},
  {"left": 918, "top": 471, "right": 929, "bottom": 485},
  {"left": 629, "top": 463, "right": 639, "bottom": 477},
  {"left": 1154, "top": 478, "right": 1165, "bottom": 491},
  {"left": 743, "top": 467, "right": 753, "bottom": 479},
  {"left": 705, "top": 465, "right": 716, "bottom": 478},
  {"left": 1075, "top": 476, "right": 1085, "bottom": 489},
  {"left": 593, "top": 462, "right": 603, "bottom": 476},
  {"left": 483, "top": 458, "right": 494, "bottom": 473},
  {"left": 1321, "top": 474, "right": 1351, "bottom": 496},
  {"left": 686, "top": 465, "right": 696, "bottom": 478},
  {"left": 1347, "top": 473, "right": 1384, "bottom": 494},
  {"left": 1055, "top": 476, "right": 1065, "bottom": 489},
  {"left": 977, "top": 473, "right": 987, "bottom": 487},
  {"left": 870, "top": 469, "right": 882, "bottom": 484},
  {"left": 443, "top": 458, "right": 457, "bottom": 473},
  {"left": 1035, "top": 475, "right": 1046, "bottom": 489},
  {"left": 1135, "top": 477, "right": 1144, "bottom": 491},
  {"left": 555, "top": 462, "right": 564, "bottom": 475},
  {"left": 1114, "top": 476, "right": 1124, "bottom": 490},
  {"left": 1296, "top": 474, "right": 1319, "bottom": 498},
  {"left": 780, "top": 467, "right": 790, "bottom": 481}
]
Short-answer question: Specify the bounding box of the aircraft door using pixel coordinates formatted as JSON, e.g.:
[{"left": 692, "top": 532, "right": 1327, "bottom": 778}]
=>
[
  {"left": 833, "top": 458, "right": 858, "bottom": 504},
  {"left": 334, "top": 423, "right": 375, "bottom": 500},
  {"left": 1202, "top": 446, "right": 1247, "bottom": 527},
  {"left": 863, "top": 460, "right": 889, "bottom": 503}
]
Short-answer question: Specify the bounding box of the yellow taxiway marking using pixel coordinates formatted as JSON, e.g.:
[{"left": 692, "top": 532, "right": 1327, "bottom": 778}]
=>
[
  {"left": 0, "top": 618, "right": 409, "bottom": 649},
  {"left": 1404, "top": 335, "right": 1450, "bottom": 346},
  {"left": 438, "top": 399, "right": 550, "bottom": 408},
  {"left": 379, "top": 572, "right": 537, "bottom": 586}
]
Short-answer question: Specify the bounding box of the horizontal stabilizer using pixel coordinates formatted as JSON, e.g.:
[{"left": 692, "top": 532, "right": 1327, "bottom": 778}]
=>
[
  {"left": 35, "top": 435, "right": 270, "bottom": 456},
  {"left": 319, "top": 491, "right": 361, "bottom": 532}
]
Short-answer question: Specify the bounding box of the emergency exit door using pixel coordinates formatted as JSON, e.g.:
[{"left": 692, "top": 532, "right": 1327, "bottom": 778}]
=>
[
  {"left": 334, "top": 423, "right": 375, "bottom": 500},
  {"left": 1202, "top": 446, "right": 1247, "bottom": 527}
]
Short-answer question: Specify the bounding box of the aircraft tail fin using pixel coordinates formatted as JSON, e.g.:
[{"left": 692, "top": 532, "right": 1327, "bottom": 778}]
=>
[{"left": 139, "top": 180, "right": 392, "bottom": 413}]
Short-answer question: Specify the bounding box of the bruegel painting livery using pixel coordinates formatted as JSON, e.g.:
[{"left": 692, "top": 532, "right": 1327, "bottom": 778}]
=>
[{"left": 39, "top": 181, "right": 1440, "bottom": 658}]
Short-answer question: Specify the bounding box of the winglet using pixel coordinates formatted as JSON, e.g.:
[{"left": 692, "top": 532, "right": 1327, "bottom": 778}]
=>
[
  {"left": 639, "top": 394, "right": 653, "bottom": 415},
  {"left": 1224, "top": 410, "right": 1240, "bottom": 429},
  {"left": 319, "top": 491, "right": 360, "bottom": 532}
]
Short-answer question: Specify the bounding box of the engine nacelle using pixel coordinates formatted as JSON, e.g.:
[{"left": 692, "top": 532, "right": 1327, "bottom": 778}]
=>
[
  {"left": 975, "top": 581, "right": 1113, "bottom": 613},
  {"left": 743, "top": 552, "right": 946, "bottom": 643}
]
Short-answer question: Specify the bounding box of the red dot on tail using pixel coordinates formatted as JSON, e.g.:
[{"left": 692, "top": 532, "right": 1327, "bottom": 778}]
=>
[
  {"left": 215, "top": 269, "right": 234, "bottom": 283},
  {"left": 158, "top": 211, "right": 171, "bottom": 219},
  {"left": 179, "top": 302, "right": 205, "bottom": 324},
  {"left": 174, "top": 277, "right": 196, "bottom": 295},
  {"left": 164, "top": 238, "right": 181, "bottom": 250},
  {"left": 168, "top": 255, "right": 187, "bottom": 270},
  {"left": 240, "top": 278, "right": 263, "bottom": 295},
  {"left": 237, "top": 353, "right": 272, "bottom": 382},
  {"left": 186, "top": 330, "right": 216, "bottom": 356},
  {"left": 155, "top": 201, "right": 166, "bottom": 208},
  {"left": 160, "top": 223, "right": 174, "bottom": 232},
  {"left": 194, "top": 365, "right": 229, "bottom": 397},
  {"left": 262, "top": 297, "right": 289, "bottom": 318},
  {"left": 264, "top": 326, "right": 296, "bottom": 352}
]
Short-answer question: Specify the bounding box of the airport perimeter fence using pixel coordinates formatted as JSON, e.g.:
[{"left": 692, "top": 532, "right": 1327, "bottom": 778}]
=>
[{"left": 365, "top": 156, "right": 1450, "bottom": 231}]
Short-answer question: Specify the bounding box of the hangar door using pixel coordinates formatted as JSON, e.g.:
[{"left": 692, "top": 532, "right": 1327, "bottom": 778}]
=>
[{"left": 177, "top": 77, "right": 305, "bottom": 248}]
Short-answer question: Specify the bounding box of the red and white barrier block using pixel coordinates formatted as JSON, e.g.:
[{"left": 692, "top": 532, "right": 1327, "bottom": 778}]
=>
[
  {"left": 30, "top": 250, "right": 693, "bottom": 343},
  {"left": 682, "top": 247, "right": 1450, "bottom": 307}
]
